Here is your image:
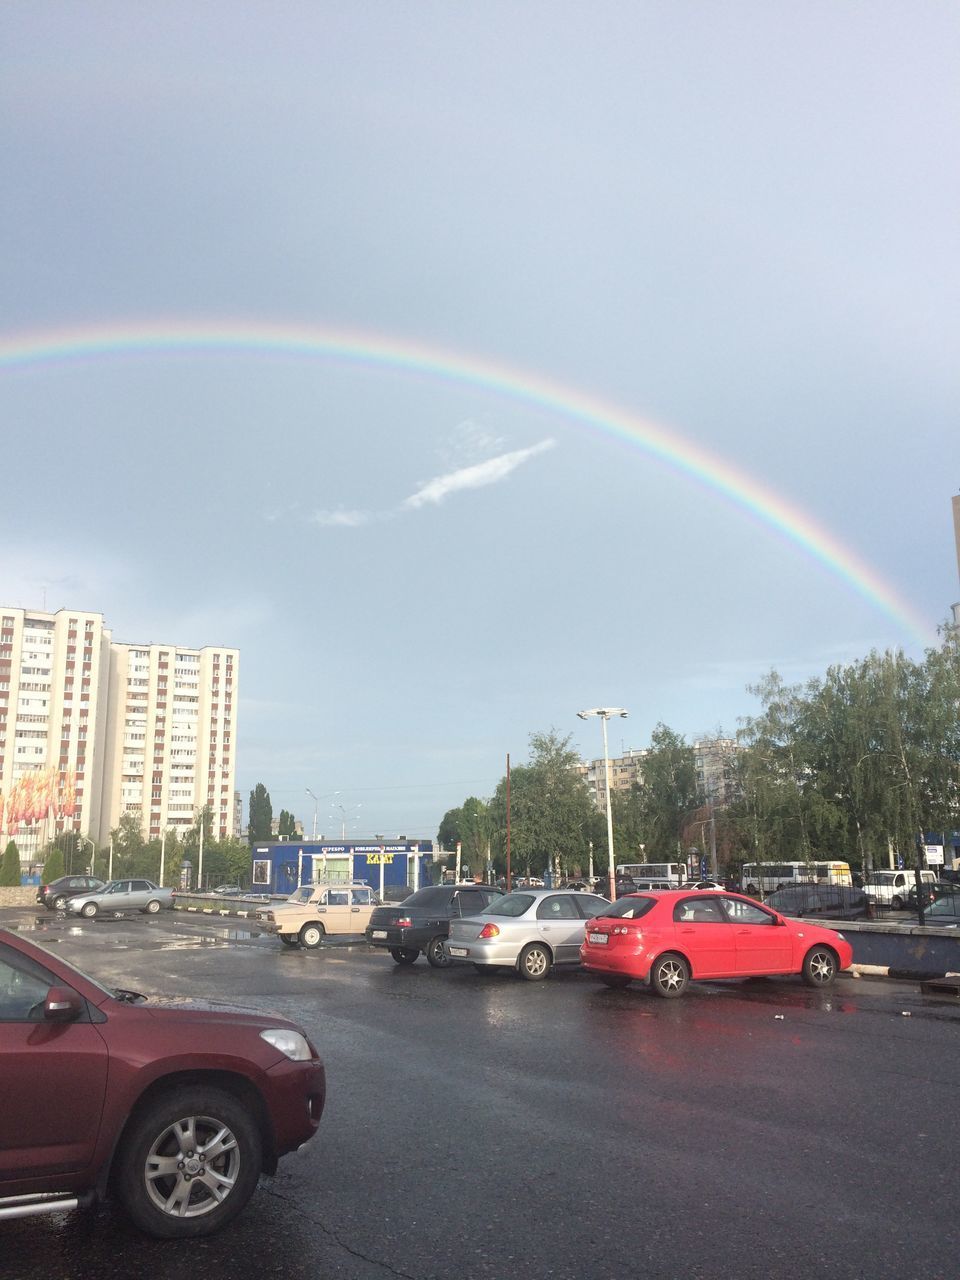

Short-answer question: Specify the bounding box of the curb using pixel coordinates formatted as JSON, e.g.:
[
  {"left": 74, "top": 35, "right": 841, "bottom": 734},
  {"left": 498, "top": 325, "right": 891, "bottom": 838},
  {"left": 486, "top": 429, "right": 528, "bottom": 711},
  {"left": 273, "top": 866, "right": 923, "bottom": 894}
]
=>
[
  {"left": 177, "top": 905, "right": 259, "bottom": 918},
  {"left": 850, "top": 963, "right": 960, "bottom": 982}
]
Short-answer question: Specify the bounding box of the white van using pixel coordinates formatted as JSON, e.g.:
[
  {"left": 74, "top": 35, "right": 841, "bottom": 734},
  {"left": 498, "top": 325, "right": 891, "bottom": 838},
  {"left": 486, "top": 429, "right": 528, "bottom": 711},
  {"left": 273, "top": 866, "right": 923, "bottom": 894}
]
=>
[{"left": 864, "top": 869, "right": 937, "bottom": 910}]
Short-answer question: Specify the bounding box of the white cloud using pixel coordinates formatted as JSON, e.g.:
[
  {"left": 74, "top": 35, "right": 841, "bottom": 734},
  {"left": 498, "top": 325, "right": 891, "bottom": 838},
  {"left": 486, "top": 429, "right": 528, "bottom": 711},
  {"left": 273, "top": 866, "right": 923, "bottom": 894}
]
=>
[
  {"left": 298, "top": 438, "right": 557, "bottom": 532},
  {"left": 308, "top": 508, "right": 376, "bottom": 527},
  {"left": 403, "top": 439, "right": 555, "bottom": 510}
]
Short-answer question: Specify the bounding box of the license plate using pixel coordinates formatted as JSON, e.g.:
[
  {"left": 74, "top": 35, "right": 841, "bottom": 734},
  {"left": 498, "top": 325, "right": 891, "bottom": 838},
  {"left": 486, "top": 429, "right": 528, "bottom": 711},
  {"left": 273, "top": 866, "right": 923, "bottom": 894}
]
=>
[
  {"left": 372, "top": 930, "right": 387, "bottom": 939},
  {"left": 448, "top": 946, "right": 468, "bottom": 957},
  {"left": 588, "top": 932, "right": 608, "bottom": 944}
]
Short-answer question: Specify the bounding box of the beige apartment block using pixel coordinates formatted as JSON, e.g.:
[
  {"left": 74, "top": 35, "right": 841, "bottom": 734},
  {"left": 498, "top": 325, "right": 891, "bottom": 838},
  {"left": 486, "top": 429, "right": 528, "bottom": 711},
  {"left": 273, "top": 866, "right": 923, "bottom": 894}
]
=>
[
  {"left": 99, "top": 641, "right": 238, "bottom": 846},
  {"left": 0, "top": 606, "right": 238, "bottom": 869},
  {"left": 578, "top": 737, "right": 740, "bottom": 811}
]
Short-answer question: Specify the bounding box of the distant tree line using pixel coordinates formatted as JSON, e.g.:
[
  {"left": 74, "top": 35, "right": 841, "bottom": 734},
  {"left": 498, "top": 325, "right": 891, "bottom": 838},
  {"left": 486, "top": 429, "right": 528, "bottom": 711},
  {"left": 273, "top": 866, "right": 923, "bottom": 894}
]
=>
[{"left": 438, "top": 634, "right": 960, "bottom": 879}]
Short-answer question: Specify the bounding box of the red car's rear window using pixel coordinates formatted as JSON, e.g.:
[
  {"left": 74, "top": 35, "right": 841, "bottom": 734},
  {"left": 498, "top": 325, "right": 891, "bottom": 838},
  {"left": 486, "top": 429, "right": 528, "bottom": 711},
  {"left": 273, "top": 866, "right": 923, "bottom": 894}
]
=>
[{"left": 596, "top": 896, "right": 657, "bottom": 920}]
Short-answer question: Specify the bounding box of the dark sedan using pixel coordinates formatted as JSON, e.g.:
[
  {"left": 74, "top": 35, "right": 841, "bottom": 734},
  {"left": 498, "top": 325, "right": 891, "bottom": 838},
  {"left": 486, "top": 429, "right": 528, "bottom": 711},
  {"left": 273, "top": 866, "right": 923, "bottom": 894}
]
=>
[
  {"left": 764, "top": 884, "right": 871, "bottom": 921},
  {"left": 365, "top": 883, "right": 503, "bottom": 967},
  {"left": 36, "top": 875, "right": 105, "bottom": 911}
]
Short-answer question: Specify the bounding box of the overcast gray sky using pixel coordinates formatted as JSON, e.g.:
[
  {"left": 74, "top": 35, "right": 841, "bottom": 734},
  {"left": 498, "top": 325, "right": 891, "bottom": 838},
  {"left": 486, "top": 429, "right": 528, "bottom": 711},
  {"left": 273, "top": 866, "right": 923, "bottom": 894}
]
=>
[{"left": 2, "top": 2, "right": 957, "bottom": 839}]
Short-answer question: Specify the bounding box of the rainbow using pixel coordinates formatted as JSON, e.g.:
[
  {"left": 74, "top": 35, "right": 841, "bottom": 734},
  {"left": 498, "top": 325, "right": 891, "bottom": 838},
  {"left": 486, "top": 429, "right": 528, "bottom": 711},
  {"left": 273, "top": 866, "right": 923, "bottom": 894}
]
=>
[{"left": 0, "top": 318, "right": 934, "bottom": 646}]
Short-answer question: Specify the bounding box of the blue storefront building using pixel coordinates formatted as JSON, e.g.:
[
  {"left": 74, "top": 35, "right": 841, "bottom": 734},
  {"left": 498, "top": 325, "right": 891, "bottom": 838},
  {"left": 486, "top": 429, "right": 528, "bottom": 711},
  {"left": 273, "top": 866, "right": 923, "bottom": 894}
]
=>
[{"left": 250, "top": 839, "right": 436, "bottom": 898}]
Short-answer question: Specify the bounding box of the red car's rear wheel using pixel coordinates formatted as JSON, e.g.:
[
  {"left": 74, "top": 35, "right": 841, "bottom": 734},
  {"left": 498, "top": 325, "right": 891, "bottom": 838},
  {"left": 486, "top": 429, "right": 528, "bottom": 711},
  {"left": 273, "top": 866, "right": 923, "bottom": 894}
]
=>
[{"left": 650, "top": 952, "right": 689, "bottom": 998}]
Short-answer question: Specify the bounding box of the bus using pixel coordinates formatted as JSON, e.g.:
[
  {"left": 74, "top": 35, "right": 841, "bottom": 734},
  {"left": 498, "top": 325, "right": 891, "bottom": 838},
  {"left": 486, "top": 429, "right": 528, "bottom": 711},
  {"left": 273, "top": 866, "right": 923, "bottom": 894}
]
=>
[
  {"left": 740, "top": 861, "right": 852, "bottom": 894},
  {"left": 616, "top": 862, "right": 687, "bottom": 887}
]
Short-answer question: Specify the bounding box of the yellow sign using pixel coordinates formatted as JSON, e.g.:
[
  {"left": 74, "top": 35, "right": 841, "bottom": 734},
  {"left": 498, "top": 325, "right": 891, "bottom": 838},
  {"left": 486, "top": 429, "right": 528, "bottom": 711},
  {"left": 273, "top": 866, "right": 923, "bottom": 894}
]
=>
[{"left": 365, "top": 852, "right": 395, "bottom": 865}]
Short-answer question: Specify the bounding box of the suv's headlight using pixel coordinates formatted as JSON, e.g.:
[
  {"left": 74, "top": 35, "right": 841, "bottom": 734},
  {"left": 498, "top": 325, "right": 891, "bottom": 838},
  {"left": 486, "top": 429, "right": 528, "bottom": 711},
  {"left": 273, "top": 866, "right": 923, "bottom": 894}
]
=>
[{"left": 260, "top": 1028, "right": 312, "bottom": 1061}]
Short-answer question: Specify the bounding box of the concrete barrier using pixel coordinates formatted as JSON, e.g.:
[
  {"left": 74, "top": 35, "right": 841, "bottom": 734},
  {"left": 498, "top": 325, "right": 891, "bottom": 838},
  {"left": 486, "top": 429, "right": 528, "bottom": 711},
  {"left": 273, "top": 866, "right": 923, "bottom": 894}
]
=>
[
  {"left": 809, "top": 916, "right": 960, "bottom": 979},
  {"left": 0, "top": 888, "right": 38, "bottom": 907}
]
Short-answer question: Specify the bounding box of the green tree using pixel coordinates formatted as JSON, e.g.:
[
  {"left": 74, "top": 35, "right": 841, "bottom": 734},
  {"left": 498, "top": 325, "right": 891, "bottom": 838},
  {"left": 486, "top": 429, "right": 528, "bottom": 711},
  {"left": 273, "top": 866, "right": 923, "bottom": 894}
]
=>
[
  {"left": 0, "top": 840, "right": 22, "bottom": 886},
  {"left": 248, "top": 783, "right": 273, "bottom": 844},
  {"left": 732, "top": 640, "right": 960, "bottom": 871},
  {"left": 437, "top": 805, "right": 464, "bottom": 853},
  {"left": 489, "top": 730, "right": 600, "bottom": 880},
  {"left": 41, "top": 845, "right": 65, "bottom": 882},
  {"left": 633, "top": 723, "right": 701, "bottom": 860},
  {"left": 159, "top": 828, "right": 182, "bottom": 888},
  {"left": 110, "top": 812, "right": 148, "bottom": 878},
  {"left": 277, "top": 809, "right": 298, "bottom": 839}
]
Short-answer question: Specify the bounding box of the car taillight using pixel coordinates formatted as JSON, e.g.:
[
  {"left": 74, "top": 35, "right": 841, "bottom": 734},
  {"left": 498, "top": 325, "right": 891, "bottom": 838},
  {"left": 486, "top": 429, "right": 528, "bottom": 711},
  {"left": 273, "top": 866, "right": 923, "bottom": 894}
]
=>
[
  {"left": 478, "top": 922, "right": 500, "bottom": 939},
  {"left": 397, "top": 917, "right": 412, "bottom": 928}
]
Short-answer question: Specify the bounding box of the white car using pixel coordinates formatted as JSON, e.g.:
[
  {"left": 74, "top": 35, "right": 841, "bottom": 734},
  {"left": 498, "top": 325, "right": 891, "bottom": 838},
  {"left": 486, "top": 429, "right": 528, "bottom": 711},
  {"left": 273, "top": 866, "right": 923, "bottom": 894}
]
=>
[{"left": 444, "top": 887, "right": 611, "bottom": 980}]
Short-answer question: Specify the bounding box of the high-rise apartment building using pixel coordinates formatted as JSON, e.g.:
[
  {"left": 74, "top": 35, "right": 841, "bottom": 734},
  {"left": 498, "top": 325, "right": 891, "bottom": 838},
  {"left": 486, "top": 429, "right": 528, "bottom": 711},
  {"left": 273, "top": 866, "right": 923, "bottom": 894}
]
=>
[
  {"left": 577, "top": 737, "right": 740, "bottom": 811},
  {"left": 0, "top": 607, "right": 238, "bottom": 867},
  {"left": 99, "top": 640, "right": 238, "bottom": 846}
]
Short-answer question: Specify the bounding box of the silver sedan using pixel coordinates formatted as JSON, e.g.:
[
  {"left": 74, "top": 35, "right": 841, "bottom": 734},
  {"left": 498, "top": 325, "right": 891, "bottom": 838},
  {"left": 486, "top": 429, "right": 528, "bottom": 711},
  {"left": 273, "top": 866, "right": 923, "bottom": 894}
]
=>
[
  {"left": 66, "top": 879, "right": 174, "bottom": 917},
  {"left": 443, "top": 888, "right": 611, "bottom": 980}
]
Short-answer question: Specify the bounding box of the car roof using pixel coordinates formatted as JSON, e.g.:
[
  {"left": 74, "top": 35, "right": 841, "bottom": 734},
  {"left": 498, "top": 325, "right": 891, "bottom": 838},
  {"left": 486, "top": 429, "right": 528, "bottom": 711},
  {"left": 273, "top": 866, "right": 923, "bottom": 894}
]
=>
[
  {"left": 621, "top": 888, "right": 738, "bottom": 900},
  {"left": 502, "top": 886, "right": 608, "bottom": 898}
]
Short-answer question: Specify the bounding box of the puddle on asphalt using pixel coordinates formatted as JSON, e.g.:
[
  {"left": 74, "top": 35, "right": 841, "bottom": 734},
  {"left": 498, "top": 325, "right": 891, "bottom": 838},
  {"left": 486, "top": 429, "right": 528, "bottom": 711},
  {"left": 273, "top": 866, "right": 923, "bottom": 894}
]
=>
[
  {"left": 5, "top": 916, "right": 262, "bottom": 948},
  {"left": 154, "top": 930, "right": 262, "bottom": 949}
]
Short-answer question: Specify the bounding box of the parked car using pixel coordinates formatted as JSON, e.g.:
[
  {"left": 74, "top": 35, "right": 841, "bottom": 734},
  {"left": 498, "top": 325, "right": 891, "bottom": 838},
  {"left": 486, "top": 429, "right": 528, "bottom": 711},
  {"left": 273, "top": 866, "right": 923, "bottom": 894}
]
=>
[
  {"left": 913, "top": 893, "right": 960, "bottom": 926},
  {"left": 365, "top": 883, "right": 503, "bottom": 967},
  {"left": 0, "top": 927, "right": 325, "bottom": 1237},
  {"left": 907, "top": 881, "right": 960, "bottom": 910},
  {"left": 256, "top": 882, "right": 377, "bottom": 948},
  {"left": 212, "top": 884, "right": 244, "bottom": 896},
  {"left": 66, "top": 879, "right": 175, "bottom": 917},
  {"left": 579, "top": 889, "right": 853, "bottom": 998},
  {"left": 37, "top": 875, "right": 105, "bottom": 911},
  {"left": 444, "top": 888, "right": 612, "bottom": 980},
  {"left": 688, "top": 880, "right": 726, "bottom": 891},
  {"left": 765, "top": 884, "right": 871, "bottom": 920},
  {"left": 864, "top": 869, "right": 938, "bottom": 910}
]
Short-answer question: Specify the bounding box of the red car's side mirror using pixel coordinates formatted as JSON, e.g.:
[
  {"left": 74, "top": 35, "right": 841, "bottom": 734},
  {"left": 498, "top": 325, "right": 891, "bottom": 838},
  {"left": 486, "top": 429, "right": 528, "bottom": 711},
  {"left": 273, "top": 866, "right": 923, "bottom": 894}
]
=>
[{"left": 44, "top": 986, "right": 84, "bottom": 1022}]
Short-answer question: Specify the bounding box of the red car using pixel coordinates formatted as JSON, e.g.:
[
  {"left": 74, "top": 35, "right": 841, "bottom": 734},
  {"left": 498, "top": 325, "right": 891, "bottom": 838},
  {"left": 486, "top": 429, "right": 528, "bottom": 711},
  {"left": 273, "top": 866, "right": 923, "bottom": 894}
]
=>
[
  {"left": 0, "top": 928, "right": 325, "bottom": 1237},
  {"left": 579, "top": 889, "right": 853, "bottom": 997}
]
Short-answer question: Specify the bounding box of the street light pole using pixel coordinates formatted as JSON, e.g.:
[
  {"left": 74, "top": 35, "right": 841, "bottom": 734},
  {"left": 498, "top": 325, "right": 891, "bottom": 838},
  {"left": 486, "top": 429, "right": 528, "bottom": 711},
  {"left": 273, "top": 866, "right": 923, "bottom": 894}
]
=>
[
  {"left": 578, "top": 707, "right": 628, "bottom": 902},
  {"left": 78, "top": 835, "right": 95, "bottom": 877},
  {"left": 306, "top": 789, "right": 319, "bottom": 840},
  {"left": 197, "top": 808, "right": 205, "bottom": 892}
]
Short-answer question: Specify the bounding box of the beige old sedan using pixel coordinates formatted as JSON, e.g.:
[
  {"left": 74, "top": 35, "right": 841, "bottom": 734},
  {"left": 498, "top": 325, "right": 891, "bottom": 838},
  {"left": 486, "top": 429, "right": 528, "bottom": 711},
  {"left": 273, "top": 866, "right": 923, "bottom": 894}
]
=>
[{"left": 256, "top": 882, "right": 378, "bottom": 948}]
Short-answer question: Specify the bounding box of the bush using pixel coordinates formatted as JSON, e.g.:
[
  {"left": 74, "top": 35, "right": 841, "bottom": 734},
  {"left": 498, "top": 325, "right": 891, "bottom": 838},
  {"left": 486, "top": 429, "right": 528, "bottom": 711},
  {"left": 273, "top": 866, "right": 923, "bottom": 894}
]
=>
[
  {"left": 0, "top": 840, "right": 22, "bottom": 887},
  {"left": 41, "top": 846, "right": 65, "bottom": 883}
]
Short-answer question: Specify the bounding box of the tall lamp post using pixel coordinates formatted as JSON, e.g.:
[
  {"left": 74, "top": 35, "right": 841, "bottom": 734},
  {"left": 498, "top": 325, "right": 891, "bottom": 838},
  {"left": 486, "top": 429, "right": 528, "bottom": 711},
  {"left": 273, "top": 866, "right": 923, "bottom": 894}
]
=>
[
  {"left": 577, "top": 707, "right": 628, "bottom": 902},
  {"left": 78, "top": 835, "right": 95, "bottom": 877},
  {"left": 306, "top": 789, "right": 319, "bottom": 840},
  {"left": 330, "top": 802, "right": 360, "bottom": 840}
]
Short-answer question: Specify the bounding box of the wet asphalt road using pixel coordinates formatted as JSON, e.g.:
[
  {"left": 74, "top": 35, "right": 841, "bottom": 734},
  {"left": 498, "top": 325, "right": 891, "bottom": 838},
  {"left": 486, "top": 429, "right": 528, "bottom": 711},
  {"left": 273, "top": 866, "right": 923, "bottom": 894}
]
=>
[{"left": 2, "top": 907, "right": 959, "bottom": 1280}]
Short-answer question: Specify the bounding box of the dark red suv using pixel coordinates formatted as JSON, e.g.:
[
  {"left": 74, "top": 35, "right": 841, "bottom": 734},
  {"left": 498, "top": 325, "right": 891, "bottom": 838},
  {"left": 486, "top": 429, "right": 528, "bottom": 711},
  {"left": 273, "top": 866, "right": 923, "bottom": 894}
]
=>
[{"left": 0, "top": 928, "right": 326, "bottom": 1238}]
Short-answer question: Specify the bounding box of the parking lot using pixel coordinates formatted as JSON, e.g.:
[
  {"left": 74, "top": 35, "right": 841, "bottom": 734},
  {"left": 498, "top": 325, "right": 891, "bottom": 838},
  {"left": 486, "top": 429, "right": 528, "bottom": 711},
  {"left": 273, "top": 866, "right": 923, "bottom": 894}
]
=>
[{"left": 3, "top": 905, "right": 959, "bottom": 1280}]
